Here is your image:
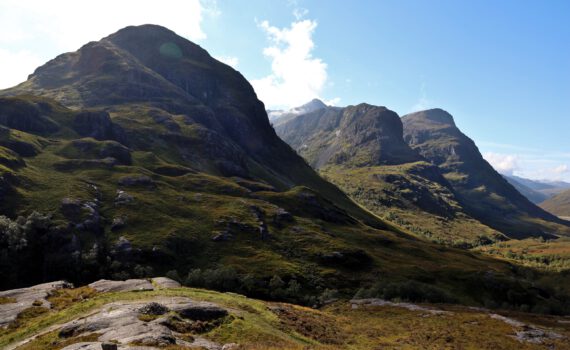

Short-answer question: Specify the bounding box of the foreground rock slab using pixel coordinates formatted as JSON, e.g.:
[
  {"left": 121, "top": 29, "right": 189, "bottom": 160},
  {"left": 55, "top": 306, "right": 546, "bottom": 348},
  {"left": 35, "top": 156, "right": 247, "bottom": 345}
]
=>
[
  {"left": 58, "top": 297, "right": 228, "bottom": 350},
  {"left": 88, "top": 279, "right": 154, "bottom": 293},
  {"left": 0, "top": 281, "right": 72, "bottom": 328}
]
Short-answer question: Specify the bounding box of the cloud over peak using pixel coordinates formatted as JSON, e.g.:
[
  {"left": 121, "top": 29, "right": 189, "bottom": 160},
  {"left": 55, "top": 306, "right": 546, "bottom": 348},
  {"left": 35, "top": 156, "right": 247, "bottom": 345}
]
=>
[{"left": 251, "top": 18, "right": 332, "bottom": 109}]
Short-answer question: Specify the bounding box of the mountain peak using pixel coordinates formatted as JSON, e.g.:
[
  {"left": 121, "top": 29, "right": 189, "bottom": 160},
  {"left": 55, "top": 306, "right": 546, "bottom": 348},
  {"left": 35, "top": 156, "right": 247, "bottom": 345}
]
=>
[
  {"left": 404, "top": 108, "right": 456, "bottom": 127},
  {"left": 291, "top": 98, "right": 327, "bottom": 114}
]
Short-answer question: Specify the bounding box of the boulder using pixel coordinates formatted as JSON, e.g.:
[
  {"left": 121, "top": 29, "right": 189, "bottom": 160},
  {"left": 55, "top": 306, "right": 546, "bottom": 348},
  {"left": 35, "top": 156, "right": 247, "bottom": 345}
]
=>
[
  {"left": 111, "top": 216, "right": 126, "bottom": 231},
  {"left": 114, "top": 190, "right": 134, "bottom": 205}
]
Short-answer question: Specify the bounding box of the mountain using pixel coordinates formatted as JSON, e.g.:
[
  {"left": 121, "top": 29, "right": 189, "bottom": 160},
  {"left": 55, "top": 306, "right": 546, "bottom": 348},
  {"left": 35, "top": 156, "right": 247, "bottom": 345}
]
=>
[
  {"left": 275, "top": 103, "right": 505, "bottom": 244},
  {"left": 3, "top": 25, "right": 570, "bottom": 318},
  {"left": 268, "top": 98, "right": 328, "bottom": 125},
  {"left": 1, "top": 24, "right": 551, "bottom": 310},
  {"left": 505, "top": 175, "right": 570, "bottom": 200},
  {"left": 541, "top": 189, "right": 570, "bottom": 218},
  {"left": 402, "top": 109, "right": 570, "bottom": 238},
  {"left": 504, "top": 175, "right": 550, "bottom": 204}
]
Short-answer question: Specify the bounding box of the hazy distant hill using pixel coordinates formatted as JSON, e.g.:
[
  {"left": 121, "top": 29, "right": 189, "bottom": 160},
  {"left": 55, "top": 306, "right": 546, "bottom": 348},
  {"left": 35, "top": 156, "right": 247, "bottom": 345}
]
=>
[
  {"left": 541, "top": 189, "right": 570, "bottom": 218},
  {"left": 503, "top": 175, "right": 550, "bottom": 204},
  {"left": 506, "top": 175, "right": 570, "bottom": 200}
]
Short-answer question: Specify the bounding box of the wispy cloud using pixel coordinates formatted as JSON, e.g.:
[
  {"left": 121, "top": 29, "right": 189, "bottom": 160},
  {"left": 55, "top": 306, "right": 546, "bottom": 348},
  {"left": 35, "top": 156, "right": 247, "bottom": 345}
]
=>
[
  {"left": 410, "top": 82, "right": 432, "bottom": 112},
  {"left": 483, "top": 152, "right": 520, "bottom": 175}
]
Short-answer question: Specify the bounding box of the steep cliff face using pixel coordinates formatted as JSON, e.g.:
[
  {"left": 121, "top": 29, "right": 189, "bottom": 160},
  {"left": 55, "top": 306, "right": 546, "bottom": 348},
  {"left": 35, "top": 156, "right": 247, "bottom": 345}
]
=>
[
  {"left": 402, "top": 109, "right": 570, "bottom": 238},
  {"left": 275, "top": 103, "right": 504, "bottom": 243},
  {"left": 276, "top": 104, "right": 421, "bottom": 168}
]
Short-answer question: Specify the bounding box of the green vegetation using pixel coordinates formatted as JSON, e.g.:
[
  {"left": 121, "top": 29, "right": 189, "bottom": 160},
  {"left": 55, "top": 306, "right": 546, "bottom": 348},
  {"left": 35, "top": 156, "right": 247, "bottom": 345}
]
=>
[
  {"left": 1, "top": 285, "right": 569, "bottom": 350},
  {"left": 402, "top": 109, "right": 570, "bottom": 239},
  {"left": 319, "top": 162, "right": 504, "bottom": 245},
  {"left": 479, "top": 237, "right": 570, "bottom": 272},
  {"left": 541, "top": 189, "right": 570, "bottom": 217}
]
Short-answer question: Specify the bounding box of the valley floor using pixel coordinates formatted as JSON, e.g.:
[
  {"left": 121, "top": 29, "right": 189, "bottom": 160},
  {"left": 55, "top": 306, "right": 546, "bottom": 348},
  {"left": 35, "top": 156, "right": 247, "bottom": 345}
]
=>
[{"left": 1, "top": 278, "right": 569, "bottom": 350}]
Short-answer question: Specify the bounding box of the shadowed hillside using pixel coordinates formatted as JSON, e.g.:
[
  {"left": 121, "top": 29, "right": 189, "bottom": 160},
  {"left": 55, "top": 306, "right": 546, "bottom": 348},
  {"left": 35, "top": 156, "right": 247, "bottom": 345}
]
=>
[{"left": 402, "top": 109, "right": 570, "bottom": 239}]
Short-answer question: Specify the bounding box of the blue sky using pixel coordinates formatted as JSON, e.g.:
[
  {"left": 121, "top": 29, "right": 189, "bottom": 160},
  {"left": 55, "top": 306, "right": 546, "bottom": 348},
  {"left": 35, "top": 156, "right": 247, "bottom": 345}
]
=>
[{"left": 0, "top": 0, "right": 568, "bottom": 181}]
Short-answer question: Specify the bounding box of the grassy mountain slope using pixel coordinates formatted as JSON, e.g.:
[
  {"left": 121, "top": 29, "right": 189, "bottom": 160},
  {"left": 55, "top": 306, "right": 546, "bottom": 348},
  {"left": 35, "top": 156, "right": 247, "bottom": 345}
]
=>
[
  {"left": 541, "top": 189, "right": 570, "bottom": 218},
  {"left": 275, "top": 103, "right": 504, "bottom": 244},
  {"left": 2, "top": 25, "right": 570, "bottom": 314},
  {"left": 402, "top": 109, "right": 570, "bottom": 239}
]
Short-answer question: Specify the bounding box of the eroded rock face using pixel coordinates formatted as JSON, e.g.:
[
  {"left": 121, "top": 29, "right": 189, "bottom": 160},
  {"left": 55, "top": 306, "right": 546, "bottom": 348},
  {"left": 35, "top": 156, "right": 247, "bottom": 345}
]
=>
[
  {"left": 0, "top": 97, "right": 59, "bottom": 134},
  {"left": 73, "top": 111, "right": 127, "bottom": 145},
  {"left": 0, "top": 280, "right": 72, "bottom": 328},
  {"left": 57, "top": 297, "right": 228, "bottom": 350}
]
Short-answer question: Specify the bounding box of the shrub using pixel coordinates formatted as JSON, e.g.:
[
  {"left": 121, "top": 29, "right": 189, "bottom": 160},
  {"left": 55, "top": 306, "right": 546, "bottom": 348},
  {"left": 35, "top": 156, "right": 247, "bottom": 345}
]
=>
[{"left": 353, "top": 280, "right": 456, "bottom": 304}]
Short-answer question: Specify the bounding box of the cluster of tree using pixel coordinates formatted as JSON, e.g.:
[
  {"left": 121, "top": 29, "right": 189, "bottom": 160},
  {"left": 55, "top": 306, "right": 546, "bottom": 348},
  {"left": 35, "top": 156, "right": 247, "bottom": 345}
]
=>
[{"left": 163, "top": 266, "right": 339, "bottom": 307}]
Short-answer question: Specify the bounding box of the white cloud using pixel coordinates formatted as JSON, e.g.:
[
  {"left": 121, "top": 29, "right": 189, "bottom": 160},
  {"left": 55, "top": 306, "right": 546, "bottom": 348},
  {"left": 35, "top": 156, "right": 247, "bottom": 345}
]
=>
[
  {"left": 251, "top": 18, "right": 333, "bottom": 109},
  {"left": 553, "top": 164, "right": 569, "bottom": 175},
  {"left": 483, "top": 152, "right": 520, "bottom": 175},
  {"left": 0, "top": 49, "right": 43, "bottom": 89},
  {"left": 0, "top": 0, "right": 209, "bottom": 89},
  {"left": 214, "top": 56, "right": 239, "bottom": 68},
  {"left": 293, "top": 8, "right": 309, "bottom": 20},
  {"left": 324, "top": 97, "right": 341, "bottom": 106}
]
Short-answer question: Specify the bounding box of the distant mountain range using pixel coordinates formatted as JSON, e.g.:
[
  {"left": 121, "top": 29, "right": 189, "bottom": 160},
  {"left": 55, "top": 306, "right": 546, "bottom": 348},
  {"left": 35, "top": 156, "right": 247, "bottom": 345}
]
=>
[
  {"left": 275, "top": 102, "right": 570, "bottom": 241},
  {"left": 504, "top": 175, "right": 570, "bottom": 204}
]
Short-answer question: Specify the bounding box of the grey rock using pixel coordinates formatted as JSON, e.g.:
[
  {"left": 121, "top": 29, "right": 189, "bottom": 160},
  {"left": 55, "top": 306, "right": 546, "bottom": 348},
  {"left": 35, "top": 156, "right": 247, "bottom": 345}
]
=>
[
  {"left": 0, "top": 280, "right": 73, "bottom": 328},
  {"left": 114, "top": 190, "right": 134, "bottom": 205},
  {"left": 73, "top": 110, "right": 127, "bottom": 145},
  {"left": 88, "top": 279, "right": 154, "bottom": 293},
  {"left": 111, "top": 216, "right": 126, "bottom": 231},
  {"left": 114, "top": 236, "right": 132, "bottom": 253},
  {"left": 211, "top": 230, "right": 233, "bottom": 242},
  {"left": 273, "top": 208, "right": 294, "bottom": 226},
  {"left": 57, "top": 297, "right": 225, "bottom": 350}
]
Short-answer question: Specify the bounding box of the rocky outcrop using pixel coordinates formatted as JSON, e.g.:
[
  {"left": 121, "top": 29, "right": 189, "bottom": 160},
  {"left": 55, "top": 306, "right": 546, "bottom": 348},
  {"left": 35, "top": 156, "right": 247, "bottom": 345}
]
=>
[
  {"left": 0, "top": 280, "right": 72, "bottom": 327},
  {"left": 73, "top": 111, "right": 127, "bottom": 145},
  {"left": 57, "top": 297, "right": 228, "bottom": 349},
  {"left": 0, "top": 97, "right": 59, "bottom": 134},
  {"left": 88, "top": 279, "right": 153, "bottom": 293}
]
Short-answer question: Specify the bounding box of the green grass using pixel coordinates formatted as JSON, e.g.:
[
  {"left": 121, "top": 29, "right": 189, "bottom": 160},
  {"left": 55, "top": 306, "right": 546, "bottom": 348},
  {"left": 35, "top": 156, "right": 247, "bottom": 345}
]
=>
[{"left": 2, "top": 285, "right": 570, "bottom": 350}]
